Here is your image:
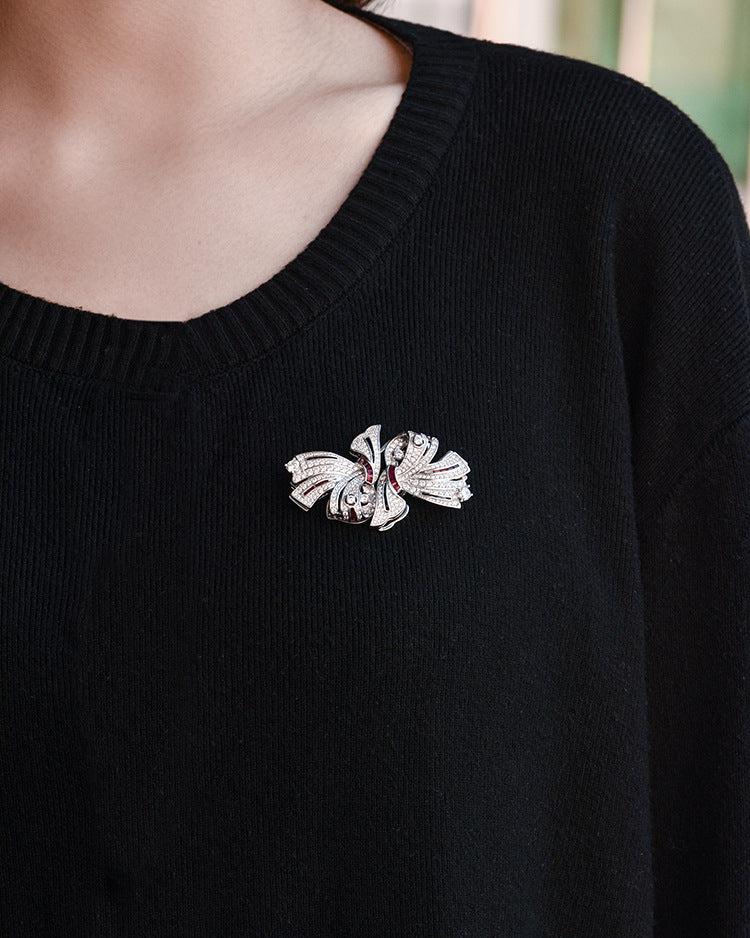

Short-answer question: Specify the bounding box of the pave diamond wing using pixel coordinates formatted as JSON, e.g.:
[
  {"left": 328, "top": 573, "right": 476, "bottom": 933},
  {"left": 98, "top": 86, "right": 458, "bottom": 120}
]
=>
[
  {"left": 393, "top": 431, "right": 472, "bottom": 507},
  {"left": 285, "top": 424, "right": 382, "bottom": 524},
  {"left": 370, "top": 430, "right": 472, "bottom": 531}
]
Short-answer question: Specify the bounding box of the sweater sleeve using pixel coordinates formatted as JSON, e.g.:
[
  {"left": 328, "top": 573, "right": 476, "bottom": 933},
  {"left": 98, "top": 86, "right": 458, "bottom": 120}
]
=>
[
  {"left": 614, "top": 88, "right": 750, "bottom": 935},
  {"left": 637, "top": 414, "right": 750, "bottom": 936}
]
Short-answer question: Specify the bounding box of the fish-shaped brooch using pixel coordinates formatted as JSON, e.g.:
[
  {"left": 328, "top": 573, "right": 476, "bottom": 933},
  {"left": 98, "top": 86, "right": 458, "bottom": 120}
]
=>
[{"left": 285, "top": 424, "right": 472, "bottom": 532}]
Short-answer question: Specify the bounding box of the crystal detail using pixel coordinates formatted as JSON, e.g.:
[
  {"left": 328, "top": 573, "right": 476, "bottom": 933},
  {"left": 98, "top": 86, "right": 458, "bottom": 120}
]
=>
[{"left": 286, "top": 425, "right": 472, "bottom": 532}]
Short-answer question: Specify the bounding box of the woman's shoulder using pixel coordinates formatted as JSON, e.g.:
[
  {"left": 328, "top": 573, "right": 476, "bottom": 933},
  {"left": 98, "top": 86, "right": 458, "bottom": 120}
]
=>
[
  {"left": 462, "top": 31, "right": 730, "bottom": 181},
  {"left": 420, "top": 26, "right": 738, "bottom": 222}
]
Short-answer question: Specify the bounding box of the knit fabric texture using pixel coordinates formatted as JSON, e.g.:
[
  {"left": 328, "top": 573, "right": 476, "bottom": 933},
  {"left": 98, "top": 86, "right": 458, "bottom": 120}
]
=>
[{"left": 1, "top": 2, "right": 749, "bottom": 935}]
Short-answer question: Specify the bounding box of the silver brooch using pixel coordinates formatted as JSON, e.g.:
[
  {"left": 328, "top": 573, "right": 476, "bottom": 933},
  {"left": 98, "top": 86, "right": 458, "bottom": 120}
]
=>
[{"left": 285, "top": 424, "right": 472, "bottom": 532}]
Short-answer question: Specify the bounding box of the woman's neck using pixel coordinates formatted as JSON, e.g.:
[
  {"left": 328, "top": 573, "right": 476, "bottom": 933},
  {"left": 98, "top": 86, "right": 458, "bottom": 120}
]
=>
[{"left": 0, "top": 0, "right": 343, "bottom": 134}]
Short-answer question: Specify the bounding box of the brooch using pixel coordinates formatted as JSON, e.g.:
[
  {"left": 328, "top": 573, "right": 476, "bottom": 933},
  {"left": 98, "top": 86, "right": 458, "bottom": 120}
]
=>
[{"left": 285, "top": 424, "right": 472, "bottom": 532}]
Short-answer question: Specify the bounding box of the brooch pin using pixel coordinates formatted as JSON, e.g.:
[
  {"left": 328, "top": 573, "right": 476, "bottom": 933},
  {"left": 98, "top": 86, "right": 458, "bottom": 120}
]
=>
[{"left": 285, "top": 424, "right": 472, "bottom": 532}]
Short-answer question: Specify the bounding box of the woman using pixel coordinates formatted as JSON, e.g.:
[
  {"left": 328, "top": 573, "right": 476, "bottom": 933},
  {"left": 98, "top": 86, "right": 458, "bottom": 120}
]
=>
[{"left": 0, "top": 0, "right": 748, "bottom": 935}]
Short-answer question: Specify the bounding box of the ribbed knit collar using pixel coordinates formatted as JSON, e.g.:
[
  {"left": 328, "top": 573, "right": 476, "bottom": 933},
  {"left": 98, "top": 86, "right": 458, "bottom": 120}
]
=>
[{"left": 0, "top": 3, "right": 480, "bottom": 390}]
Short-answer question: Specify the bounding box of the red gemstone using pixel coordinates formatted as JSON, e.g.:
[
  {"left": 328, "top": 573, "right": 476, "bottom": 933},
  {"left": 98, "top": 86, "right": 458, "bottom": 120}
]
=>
[
  {"left": 388, "top": 465, "right": 400, "bottom": 491},
  {"left": 357, "top": 456, "right": 373, "bottom": 483}
]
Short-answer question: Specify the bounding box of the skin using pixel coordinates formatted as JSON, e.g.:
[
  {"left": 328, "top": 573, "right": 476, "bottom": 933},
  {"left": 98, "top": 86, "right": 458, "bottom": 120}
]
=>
[{"left": 0, "top": 0, "right": 413, "bottom": 320}]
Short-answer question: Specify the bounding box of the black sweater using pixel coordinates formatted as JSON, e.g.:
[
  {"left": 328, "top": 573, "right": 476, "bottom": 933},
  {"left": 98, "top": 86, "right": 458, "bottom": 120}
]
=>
[{"left": 1, "top": 3, "right": 749, "bottom": 936}]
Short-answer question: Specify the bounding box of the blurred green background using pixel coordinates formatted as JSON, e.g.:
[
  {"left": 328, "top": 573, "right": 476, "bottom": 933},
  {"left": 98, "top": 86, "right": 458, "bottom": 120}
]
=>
[{"left": 558, "top": 0, "right": 750, "bottom": 182}]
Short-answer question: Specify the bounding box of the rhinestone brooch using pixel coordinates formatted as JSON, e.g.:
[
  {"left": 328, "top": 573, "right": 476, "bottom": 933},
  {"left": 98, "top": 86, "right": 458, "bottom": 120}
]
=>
[{"left": 285, "top": 424, "right": 472, "bottom": 532}]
